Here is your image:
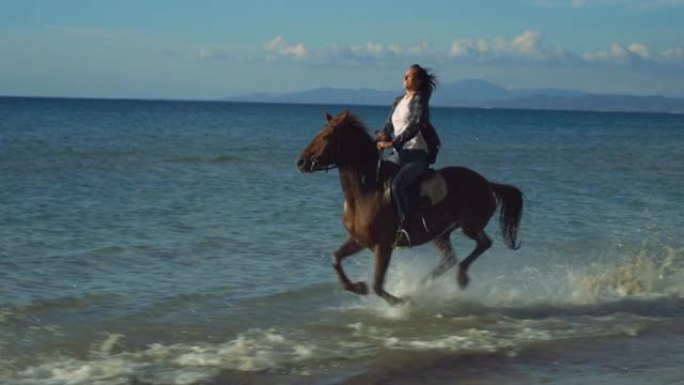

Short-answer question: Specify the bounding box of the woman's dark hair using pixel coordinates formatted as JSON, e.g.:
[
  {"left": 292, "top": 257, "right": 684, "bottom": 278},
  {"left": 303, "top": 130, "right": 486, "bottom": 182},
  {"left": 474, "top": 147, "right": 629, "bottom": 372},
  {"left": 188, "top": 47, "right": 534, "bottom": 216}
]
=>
[{"left": 409, "top": 64, "right": 437, "bottom": 98}]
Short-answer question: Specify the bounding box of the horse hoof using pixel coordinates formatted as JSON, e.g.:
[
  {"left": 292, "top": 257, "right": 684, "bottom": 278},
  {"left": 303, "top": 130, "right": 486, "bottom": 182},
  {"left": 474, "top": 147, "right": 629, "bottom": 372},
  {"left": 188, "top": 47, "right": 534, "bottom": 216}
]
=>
[
  {"left": 353, "top": 281, "right": 369, "bottom": 295},
  {"left": 380, "top": 293, "right": 413, "bottom": 306},
  {"left": 457, "top": 271, "right": 470, "bottom": 289}
]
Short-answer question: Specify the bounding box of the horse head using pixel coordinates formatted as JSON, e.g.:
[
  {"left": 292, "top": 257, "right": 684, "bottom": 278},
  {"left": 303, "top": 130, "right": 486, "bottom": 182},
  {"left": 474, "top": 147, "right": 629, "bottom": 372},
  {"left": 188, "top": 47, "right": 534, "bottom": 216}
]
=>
[{"left": 296, "top": 111, "right": 353, "bottom": 173}]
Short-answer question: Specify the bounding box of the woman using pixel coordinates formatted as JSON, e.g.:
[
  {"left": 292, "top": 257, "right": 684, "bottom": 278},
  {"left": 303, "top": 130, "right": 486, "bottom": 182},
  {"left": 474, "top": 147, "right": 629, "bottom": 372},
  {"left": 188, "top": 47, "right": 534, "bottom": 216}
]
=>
[{"left": 376, "top": 64, "right": 440, "bottom": 247}]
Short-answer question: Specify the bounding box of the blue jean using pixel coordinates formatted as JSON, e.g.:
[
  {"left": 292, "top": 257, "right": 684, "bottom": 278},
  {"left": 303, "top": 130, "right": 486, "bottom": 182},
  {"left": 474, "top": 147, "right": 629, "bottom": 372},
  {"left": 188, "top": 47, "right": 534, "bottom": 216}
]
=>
[{"left": 392, "top": 150, "right": 429, "bottom": 225}]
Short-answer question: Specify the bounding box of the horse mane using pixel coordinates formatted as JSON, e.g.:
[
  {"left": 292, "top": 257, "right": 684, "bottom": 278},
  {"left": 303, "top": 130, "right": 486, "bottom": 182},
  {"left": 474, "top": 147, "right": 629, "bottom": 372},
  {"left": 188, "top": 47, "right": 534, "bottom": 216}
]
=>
[
  {"left": 336, "top": 112, "right": 377, "bottom": 161},
  {"left": 331, "top": 111, "right": 383, "bottom": 191},
  {"left": 338, "top": 112, "right": 373, "bottom": 140}
]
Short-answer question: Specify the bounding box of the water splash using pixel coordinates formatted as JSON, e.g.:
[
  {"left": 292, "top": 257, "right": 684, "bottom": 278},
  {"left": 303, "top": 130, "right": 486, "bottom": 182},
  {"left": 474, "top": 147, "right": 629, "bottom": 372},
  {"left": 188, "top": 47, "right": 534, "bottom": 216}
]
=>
[
  {"left": 571, "top": 243, "right": 684, "bottom": 304},
  {"left": 8, "top": 328, "right": 317, "bottom": 385},
  {"left": 90, "top": 334, "right": 126, "bottom": 358},
  {"left": 344, "top": 239, "right": 684, "bottom": 315}
]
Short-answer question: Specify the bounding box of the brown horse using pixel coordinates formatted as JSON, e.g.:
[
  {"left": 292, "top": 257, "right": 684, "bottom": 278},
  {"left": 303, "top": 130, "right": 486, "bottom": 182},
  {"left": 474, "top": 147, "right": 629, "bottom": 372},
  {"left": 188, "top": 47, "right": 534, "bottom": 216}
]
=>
[{"left": 295, "top": 111, "right": 523, "bottom": 305}]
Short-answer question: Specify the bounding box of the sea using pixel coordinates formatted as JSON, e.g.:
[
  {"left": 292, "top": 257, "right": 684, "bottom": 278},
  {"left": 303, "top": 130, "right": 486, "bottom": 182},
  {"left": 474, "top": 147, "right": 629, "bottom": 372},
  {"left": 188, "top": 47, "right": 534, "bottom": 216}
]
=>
[{"left": 1, "top": 96, "right": 683, "bottom": 385}]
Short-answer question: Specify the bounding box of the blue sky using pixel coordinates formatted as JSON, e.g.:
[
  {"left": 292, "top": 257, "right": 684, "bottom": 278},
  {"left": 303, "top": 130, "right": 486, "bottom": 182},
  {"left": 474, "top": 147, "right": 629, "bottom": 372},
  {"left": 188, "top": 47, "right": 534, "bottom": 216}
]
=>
[{"left": 1, "top": 0, "right": 683, "bottom": 99}]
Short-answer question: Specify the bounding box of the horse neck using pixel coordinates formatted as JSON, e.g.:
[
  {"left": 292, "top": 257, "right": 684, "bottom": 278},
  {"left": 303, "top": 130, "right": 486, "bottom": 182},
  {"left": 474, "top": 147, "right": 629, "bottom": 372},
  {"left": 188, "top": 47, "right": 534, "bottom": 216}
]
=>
[{"left": 338, "top": 146, "right": 381, "bottom": 204}]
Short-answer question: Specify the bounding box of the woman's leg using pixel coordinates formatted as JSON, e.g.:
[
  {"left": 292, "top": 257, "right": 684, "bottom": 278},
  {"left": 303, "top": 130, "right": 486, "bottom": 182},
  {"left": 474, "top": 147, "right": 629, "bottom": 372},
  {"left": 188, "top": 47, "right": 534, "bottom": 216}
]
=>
[{"left": 391, "top": 151, "right": 429, "bottom": 245}]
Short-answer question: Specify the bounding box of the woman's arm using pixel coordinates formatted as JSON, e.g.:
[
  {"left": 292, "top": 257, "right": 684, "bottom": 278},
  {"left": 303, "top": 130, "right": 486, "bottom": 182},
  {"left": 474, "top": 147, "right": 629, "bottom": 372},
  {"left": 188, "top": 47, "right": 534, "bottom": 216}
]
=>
[{"left": 375, "top": 97, "right": 400, "bottom": 141}]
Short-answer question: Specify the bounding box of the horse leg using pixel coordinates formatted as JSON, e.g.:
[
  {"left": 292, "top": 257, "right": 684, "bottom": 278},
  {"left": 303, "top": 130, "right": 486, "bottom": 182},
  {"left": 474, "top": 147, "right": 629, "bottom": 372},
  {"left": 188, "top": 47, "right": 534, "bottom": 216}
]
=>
[
  {"left": 420, "top": 232, "right": 457, "bottom": 285},
  {"left": 332, "top": 237, "right": 368, "bottom": 295},
  {"left": 372, "top": 245, "right": 404, "bottom": 306},
  {"left": 457, "top": 227, "right": 492, "bottom": 289}
]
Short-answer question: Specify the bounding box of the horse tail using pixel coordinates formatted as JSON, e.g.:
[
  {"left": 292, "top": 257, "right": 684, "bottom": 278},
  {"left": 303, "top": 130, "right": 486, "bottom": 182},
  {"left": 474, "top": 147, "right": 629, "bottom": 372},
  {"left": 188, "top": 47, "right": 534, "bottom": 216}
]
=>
[{"left": 490, "top": 183, "right": 523, "bottom": 250}]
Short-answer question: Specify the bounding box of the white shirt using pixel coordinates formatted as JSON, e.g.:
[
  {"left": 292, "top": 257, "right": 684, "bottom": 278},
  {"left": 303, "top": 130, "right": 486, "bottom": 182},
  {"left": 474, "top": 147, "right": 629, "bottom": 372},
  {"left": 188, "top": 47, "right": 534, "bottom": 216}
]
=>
[{"left": 391, "top": 95, "right": 428, "bottom": 152}]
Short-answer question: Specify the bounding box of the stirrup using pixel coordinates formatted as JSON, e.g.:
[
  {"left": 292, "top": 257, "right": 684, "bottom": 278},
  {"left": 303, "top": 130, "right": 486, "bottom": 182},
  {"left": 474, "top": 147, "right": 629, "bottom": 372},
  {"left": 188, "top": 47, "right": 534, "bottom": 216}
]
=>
[
  {"left": 393, "top": 228, "right": 412, "bottom": 249},
  {"left": 421, "top": 216, "right": 430, "bottom": 232}
]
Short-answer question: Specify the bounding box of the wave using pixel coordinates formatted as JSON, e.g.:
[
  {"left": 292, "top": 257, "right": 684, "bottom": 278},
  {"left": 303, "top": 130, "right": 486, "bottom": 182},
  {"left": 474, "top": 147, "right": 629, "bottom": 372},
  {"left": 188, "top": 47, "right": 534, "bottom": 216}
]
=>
[
  {"left": 2, "top": 309, "right": 660, "bottom": 385},
  {"left": 4, "top": 329, "right": 316, "bottom": 385},
  {"left": 4, "top": 244, "right": 683, "bottom": 384}
]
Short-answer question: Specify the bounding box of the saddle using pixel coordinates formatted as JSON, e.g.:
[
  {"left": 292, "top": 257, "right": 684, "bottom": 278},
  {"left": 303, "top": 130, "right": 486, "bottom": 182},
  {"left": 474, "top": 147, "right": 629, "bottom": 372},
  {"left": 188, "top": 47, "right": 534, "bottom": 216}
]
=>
[
  {"left": 378, "top": 160, "right": 447, "bottom": 248},
  {"left": 379, "top": 160, "right": 447, "bottom": 210}
]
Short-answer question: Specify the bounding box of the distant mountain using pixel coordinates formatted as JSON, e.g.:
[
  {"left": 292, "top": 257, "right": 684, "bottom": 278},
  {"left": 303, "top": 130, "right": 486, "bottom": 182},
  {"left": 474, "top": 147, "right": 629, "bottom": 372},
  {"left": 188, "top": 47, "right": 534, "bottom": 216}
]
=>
[
  {"left": 432, "top": 79, "right": 510, "bottom": 105},
  {"left": 232, "top": 87, "right": 396, "bottom": 106},
  {"left": 227, "top": 80, "right": 684, "bottom": 114}
]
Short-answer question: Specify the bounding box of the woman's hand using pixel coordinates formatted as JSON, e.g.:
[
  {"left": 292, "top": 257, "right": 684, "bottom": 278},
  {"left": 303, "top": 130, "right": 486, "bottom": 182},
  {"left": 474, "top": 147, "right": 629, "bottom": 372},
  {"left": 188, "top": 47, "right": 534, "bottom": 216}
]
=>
[{"left": 376, "top": 141, "right": 393, "bottom": 150}]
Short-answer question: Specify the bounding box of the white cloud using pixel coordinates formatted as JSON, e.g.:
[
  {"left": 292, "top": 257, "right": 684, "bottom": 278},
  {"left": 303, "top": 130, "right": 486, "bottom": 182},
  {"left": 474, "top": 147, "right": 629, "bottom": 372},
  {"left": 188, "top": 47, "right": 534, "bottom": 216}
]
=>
[
  {"left": 447, "top": 30, "right": 683, "bottom": 68},
  {"left": 350, "top": 42, "right": 386, "bottom": 57},
  {"left": 263, "top": 36, "right": 307, "bottom": 60},
  {"left": 627, "top": 43, "right": 652, "bottom": 59},
  {"left": 511, "top": 30, "right": 543, "bottom": 54},
  {"left": 448, "top": 30, "right": 569, "bottom": 63},
  {"left": 581, "top": 42, "right": 631, "bottom": 63},
  {"left": 198, "top": 48, "right": 231, "bottom": 60},
  {"left": 661, "top": 47, "right": 684, "bottom": 61},
  {"left": 315, "top": 41, "right": 430, "bottom": 66},
  {"left": 582, "top": 42, "right": 684, "bottom": 64},
  {"left": 405, "top": 42, "right": 430, "bottom": 55},
  {"left": 257, "top": 32, "right": 682, "bottom": 73},
  {"left": 346, "top": 41, "right": 428, "bottom": 58}
]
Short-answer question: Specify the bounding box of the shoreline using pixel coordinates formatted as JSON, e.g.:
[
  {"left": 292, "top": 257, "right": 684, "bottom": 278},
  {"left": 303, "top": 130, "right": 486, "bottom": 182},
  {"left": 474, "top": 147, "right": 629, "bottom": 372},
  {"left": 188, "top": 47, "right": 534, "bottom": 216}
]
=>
[
  {"left": 201, "top": 325, "right": 684, "bottom": 385},
  {"left": 338, "top": 327, "right": 684, "bottom": 385}
]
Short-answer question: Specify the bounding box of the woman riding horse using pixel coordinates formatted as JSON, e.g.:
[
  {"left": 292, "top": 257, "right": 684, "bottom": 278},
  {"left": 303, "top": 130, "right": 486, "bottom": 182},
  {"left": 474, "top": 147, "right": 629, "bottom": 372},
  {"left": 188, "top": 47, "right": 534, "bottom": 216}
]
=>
[
  {"left": 296, "top": 111, "right": 522, "bottom": 306},
  {"left": 376, "top": 64, "right": 441, "bottom": 248}
]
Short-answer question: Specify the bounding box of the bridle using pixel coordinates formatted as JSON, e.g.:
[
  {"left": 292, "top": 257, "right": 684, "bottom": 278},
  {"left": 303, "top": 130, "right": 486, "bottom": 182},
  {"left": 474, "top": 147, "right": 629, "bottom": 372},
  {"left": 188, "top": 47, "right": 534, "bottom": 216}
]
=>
[
  {"left": 309, "top": 157, "right": 338, "bottom": 173},
  {"left": 307, "top": 124, "right": 342, "bottom": 173}
]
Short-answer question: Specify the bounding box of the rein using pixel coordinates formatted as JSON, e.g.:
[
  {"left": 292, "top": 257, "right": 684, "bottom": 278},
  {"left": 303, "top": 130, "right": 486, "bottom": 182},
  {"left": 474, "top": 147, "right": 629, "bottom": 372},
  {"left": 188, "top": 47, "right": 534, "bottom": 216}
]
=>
[
  {"left": 376, "top": 149, "right": 383, "bottom": 183},
  {"left": 310, "top": 158, "right": 338, "bottom": 173},
  {"left": 308, "top": 118, "right": 381, "bottom": 180}
]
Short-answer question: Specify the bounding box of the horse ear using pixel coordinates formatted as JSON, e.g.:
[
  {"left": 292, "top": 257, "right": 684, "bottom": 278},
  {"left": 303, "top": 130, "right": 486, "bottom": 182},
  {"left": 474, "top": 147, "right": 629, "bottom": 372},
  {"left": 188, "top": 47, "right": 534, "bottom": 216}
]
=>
[
  {"left": 324, "top": 112, "right": 333, "bottom": 123},
  {"left": 341, "top": 110, "right": 350, "bottom": 120}
]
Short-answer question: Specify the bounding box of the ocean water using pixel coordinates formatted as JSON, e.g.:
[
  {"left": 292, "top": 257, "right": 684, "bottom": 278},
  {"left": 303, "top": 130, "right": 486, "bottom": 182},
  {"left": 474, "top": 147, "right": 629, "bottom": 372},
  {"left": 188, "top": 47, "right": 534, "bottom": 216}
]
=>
[{"left": 1, "top": 96, "right": 683, "bottom": 385}]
